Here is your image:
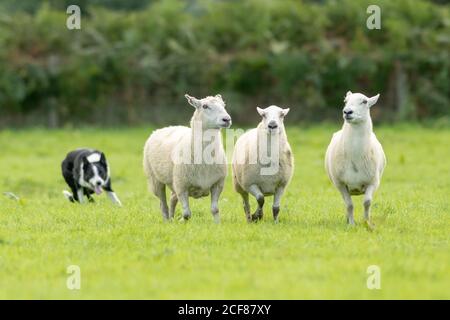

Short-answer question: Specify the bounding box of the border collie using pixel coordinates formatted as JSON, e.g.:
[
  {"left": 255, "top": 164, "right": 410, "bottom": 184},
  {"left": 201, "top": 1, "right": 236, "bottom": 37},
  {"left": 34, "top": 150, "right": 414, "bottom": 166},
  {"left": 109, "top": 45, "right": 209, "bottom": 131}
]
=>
[{"left": 61, "top": 148, "right": 122, "bottom": 206}]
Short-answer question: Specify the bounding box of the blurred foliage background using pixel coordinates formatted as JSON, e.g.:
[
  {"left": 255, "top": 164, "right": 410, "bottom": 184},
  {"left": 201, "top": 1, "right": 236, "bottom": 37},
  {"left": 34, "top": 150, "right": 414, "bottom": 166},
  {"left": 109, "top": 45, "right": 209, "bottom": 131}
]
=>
[{"left": 0, "top": 0, "right": 448, "bottom": 127}]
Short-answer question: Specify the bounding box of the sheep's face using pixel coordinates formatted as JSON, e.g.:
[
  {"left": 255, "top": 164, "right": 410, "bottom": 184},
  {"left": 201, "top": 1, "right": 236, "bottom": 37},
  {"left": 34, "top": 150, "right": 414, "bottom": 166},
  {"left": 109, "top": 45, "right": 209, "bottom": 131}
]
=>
[
  {"left": 257, "top": 105, "right": 290, "bottom": 134},
  {"left": 343, "top": 91, "right": 380, "bottom": 124},
  {"left": 185, "top": 94, "right": 232, "bottom": 129}
]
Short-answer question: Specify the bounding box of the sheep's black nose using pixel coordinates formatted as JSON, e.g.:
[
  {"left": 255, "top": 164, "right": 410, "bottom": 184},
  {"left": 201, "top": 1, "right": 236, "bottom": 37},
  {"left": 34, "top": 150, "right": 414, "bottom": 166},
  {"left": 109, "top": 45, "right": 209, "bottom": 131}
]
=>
[
  {"left": 343, "top": 110, "right": 353, "bottom": 115},
  {"left": 222, "top": 117, "right": 231, "bottom": 123},
  {"left": 268, "top": 121, "right": 278, "bottom": 129}
]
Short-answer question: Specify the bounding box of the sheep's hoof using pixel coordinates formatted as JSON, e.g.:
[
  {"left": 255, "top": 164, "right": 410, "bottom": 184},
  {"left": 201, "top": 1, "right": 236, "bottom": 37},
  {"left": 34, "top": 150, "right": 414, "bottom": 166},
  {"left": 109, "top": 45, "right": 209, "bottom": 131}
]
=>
[
  {"left": 251, "top": 213, "right": 263, "bottom": 222},
  {"left": 272, "top": 206, "right": 280, "bottom": 223},
  {"left": 180, "top": 213, "right": 191, "bottom": 222},
  {"left": 163, "top": 217, "right": 174, "bottom": 223},
  {"left": 347, "top": 218, "right": 356, "bottom": 226},
  {"left": 364, "top": 220, "right": 375, "bottom": 231},
  {"left": 213, "top": 215, "right": 220, "bottom": 224}
]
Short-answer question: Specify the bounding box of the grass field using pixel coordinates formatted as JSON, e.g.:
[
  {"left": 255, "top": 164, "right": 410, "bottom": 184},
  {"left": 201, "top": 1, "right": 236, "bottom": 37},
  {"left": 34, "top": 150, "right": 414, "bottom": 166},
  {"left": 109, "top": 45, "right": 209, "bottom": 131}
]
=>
[{"left": 0, "top": 124, "right": 449, "bottom": 299}]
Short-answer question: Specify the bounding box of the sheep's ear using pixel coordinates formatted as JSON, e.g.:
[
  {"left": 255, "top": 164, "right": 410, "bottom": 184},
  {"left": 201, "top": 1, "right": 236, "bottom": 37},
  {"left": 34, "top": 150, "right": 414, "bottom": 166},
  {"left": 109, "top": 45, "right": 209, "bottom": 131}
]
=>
[
  {"left": 367, "top": 94, "right": 380, "bottom": 107},
  {"left": 344, "top": 91, "right": 352, "bottom": 102},
  {"left": 281, "top": 108, "right": 290, "bottom": 117},
  {"left": 185, "top": 94, "right": 201, "bottom": 108},
  {"left": 256, "top": 107, "right": 265, "bottom": 117}
]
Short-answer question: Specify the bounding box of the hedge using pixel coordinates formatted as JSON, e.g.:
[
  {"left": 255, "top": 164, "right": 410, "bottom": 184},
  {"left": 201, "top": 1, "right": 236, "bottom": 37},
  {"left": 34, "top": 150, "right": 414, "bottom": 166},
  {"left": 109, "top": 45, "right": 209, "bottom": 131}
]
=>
[{"left": 0, "top": 0, "right": 448, "bottom": 127}]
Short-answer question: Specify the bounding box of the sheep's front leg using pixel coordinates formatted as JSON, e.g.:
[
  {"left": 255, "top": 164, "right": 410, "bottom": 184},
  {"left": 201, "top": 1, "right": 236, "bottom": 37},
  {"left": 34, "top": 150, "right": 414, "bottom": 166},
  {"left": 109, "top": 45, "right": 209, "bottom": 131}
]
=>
[
  {"left": 337, "top": 184, "right": 354, "bottom": 225},
  {"left": 177, "top": 191, "right": 191, "bottom": 221},
  {"left": 240, "top": 192, "right": 251, "bottom": 222},
  {"left": 169, "top": 191, "right": 178, "bottom": 220},
  {"left": 273, "top": 186, "right": 285, "bottom": 223},
  {"left": 363, "top": 185, "right": 376, "bottom": 223},
  {"left": 155, "top": 183, "right": 169, "bottom": 220},
  {"left": 210, "top": 180, "right": 224, "bottom": 224},
  {"left": 248, "top": 184, "right": 264, "bottom": 221}
]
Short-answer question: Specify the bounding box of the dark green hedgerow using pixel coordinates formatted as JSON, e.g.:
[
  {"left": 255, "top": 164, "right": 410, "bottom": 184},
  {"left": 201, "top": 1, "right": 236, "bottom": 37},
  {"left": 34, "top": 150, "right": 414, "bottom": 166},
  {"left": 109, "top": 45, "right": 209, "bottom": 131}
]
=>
[{"left": 0, "top": 0, "right": 448, "bottom": 126}]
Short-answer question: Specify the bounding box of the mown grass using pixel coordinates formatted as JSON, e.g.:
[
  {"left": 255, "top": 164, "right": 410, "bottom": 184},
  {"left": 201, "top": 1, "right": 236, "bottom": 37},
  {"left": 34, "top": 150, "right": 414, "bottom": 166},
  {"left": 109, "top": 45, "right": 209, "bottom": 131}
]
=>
[{"left": 0, "top": 124, "right": 448, "bottom": 299}]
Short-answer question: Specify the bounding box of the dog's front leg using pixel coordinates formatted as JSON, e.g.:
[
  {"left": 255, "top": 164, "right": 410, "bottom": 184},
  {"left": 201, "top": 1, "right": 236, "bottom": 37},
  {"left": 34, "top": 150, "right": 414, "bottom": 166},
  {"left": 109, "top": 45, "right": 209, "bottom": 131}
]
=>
[
  {"left": 76, "top": 189, "right": 85, "bottom": 204},
  {"left": 106, "top": 191, "right": 122, "bottom": 206}
]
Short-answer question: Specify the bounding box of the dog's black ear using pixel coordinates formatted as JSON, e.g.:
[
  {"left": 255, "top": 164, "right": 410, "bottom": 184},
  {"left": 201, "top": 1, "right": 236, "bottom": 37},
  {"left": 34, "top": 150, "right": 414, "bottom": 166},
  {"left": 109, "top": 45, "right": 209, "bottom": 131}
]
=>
[
  {"left": 81, "top": 156, "right": 90, "bottom": 171},
  {"left": 100, "top": 152, "right": 107, "bottom": 164}
]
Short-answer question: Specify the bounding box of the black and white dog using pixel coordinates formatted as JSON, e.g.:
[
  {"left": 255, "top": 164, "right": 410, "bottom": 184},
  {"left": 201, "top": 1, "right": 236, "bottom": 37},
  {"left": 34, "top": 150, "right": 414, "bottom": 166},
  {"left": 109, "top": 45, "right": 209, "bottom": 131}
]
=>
[{"left": 61, "top": 148, "right": 122, "bottom": 206}]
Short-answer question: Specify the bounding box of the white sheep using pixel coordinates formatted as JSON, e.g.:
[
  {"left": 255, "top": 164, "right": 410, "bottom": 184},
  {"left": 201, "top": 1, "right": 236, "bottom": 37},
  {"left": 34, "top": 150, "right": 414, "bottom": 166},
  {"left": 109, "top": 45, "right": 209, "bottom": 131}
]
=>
[
  {"left": 232, "top": 106, "right": 294, "bottom": 222},
  {"left": 143, "top": 94, "right": 232, "bottom": 222},
  {"left": 325, "top": 91, "right": 386, "bottom": 225}
]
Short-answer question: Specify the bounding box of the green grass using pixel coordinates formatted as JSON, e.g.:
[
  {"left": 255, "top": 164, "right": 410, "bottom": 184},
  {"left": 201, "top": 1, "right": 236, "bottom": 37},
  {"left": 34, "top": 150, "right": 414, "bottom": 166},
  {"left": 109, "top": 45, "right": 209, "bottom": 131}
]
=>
[{"left": 0, "top": 124, "right": 449, "bottom": 299}]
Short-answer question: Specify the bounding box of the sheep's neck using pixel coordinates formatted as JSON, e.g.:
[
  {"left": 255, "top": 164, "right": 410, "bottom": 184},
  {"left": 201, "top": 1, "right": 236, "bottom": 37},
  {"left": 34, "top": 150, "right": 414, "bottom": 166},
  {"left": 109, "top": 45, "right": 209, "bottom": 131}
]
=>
[
  {"left": 342, "top": 119, "right": 373, "bottom": 155},
  {"left": 190, "top": 120, "right": 223, "bottom": 156},
  {"left": 257, "top": 123, "right": 288, "bottom": 153},
  {"left": 189, "top": 113, "right": 199, "bottom": 129}
]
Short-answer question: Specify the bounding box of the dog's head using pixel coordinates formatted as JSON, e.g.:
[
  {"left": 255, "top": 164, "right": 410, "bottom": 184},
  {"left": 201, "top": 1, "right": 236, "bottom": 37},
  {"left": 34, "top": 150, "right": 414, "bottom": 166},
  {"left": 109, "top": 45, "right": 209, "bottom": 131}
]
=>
[{"left": 79, "top": 152, "right": 109, "bottom": 194}]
